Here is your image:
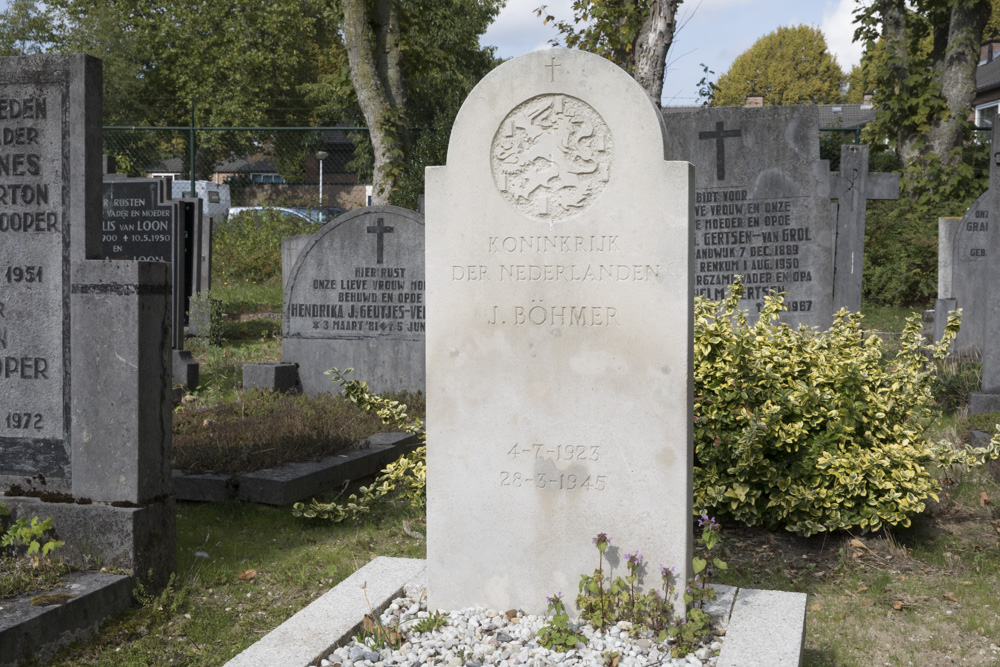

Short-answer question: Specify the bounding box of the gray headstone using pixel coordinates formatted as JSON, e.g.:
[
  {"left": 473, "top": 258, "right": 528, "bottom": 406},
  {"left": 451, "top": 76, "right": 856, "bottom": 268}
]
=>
[
  {"left": 937, "top": 194, "right": 991, "bottom": 354},
  {"left": 0, "top": 55, "right": 101, "bottom": 485},
  {"left": 426, "top": 48, "right": 693, "bottom": 614},
  {"left": 980, "top": 123, "right": 1000, "bottom": 394},
  {"left": 830, "top": 144, "right": 899, "bottom": 313},
  {"left": 282, "top": 205, "right": 425, "bottom": 395},
  {"left": 664, "top": 106, "right": 834, "bottom": 327},
  {"left": 0, "top": 54, "right": 174, "bottom": 587}
]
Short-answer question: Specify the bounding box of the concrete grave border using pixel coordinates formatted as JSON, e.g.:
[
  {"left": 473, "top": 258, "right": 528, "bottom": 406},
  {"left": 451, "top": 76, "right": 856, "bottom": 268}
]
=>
[
  {"left": 172, "top": 432, "right": 421, "bottom": 505},
  {"left": 225, "top": 557, "right": 806, "bottom": 667},
  {"left": 0, "top": 571, "right": 132, "bottom": 667}
]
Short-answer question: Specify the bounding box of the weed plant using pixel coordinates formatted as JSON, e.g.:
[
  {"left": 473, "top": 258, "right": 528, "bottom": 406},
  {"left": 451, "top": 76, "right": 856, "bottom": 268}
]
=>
[{"left": 0, "top": 504, "right": 69, "bottom": 600}]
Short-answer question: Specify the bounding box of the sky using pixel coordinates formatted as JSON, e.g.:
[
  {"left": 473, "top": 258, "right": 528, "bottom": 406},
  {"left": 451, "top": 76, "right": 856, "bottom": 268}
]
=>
[{"left": 480, "top": 0, "right": 864, "bottom": 107}]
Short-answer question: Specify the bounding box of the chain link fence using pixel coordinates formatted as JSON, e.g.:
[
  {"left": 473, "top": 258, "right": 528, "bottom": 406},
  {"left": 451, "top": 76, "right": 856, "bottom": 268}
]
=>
[{"left": 103, "top": 126, "right": 371, "bottom": 210}]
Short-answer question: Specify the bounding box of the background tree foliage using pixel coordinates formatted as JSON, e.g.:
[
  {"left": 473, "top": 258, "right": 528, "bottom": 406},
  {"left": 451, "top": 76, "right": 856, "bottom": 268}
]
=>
[
  {"left": 710, "top": 25, "right": 845, "bottom": 106},
  {"left": 0, "top": 0, "right": 501, "bottom": 199},
  {"left": 535, "top": 0, "right": 680, "bottom": 107}
]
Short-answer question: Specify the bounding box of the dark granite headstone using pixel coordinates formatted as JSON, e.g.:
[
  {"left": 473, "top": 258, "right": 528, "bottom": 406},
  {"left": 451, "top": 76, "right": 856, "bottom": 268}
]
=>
[
  {"left": 101, "top": 180, "right": 174, "bottom": 262},
  {"left": 100, "top": 177, "right": 198, "bottom": 385},
  {"left": 282, "top": 205, "right": 425, "bottom": 395},
  {"left": 664, "top": 106, "right": 835, "bottom": 328}
]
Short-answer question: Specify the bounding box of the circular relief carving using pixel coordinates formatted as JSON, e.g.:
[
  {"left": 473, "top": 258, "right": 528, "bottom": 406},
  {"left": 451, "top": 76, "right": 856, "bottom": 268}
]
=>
[{"left": 491, "top": 94, "right": 613, "bottom": 222}]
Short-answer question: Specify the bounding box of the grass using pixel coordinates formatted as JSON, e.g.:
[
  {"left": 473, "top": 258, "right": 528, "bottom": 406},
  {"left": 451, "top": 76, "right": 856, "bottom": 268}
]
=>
[
  {"left": 43, "top": 501, "right": 427, "bottom": 666},
  {"left": 860, "top": 303, "right": 924, "bottom": 332},
  {"left": 704, "top": 460, "right": 1000, "bottom": 667}
]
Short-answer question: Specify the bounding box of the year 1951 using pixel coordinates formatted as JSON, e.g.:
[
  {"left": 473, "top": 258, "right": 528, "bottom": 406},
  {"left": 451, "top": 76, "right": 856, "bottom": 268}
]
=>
[{"left": 5, "top": 266, "right": 43, "bottom": 283}]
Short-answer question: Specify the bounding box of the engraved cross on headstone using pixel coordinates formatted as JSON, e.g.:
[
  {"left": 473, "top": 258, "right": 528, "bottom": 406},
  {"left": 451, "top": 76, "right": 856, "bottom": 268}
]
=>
[
  {"left": 545, "top": 56, "right": 561, "bottom": 82},
  {"left": 367, "top": 217, "right": 394, "bottom": 264},
  {"left": 698, "top": 121, "right": 741, "bottom": 180}
]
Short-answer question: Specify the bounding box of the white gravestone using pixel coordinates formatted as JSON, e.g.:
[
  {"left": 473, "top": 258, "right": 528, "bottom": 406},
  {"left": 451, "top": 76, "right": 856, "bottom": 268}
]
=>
[{"left": 426, "top": 48, "right": 694, "bottom": 615}]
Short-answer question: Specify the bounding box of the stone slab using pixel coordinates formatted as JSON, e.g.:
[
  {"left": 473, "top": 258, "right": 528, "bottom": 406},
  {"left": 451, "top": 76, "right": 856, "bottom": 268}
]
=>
[
  {"left": 237, "top": 433, "right": 421, "bottom": 505},
  {"left": 242, "top": 362, "right": 302, "bottom": 393},
  {"left": 704, "top": 583, "right": 737, "bottom": 634},
  {"left": 170, "top": 470, "right": 235, "bottom": 502},
  {"left": 716, "top": 587, "right": 807, "bottom": 667},
  {"left": 223, "top": 556, "right": 426, "bottom": 667},
  {"left": 171, "top": 432, "right": 419, "bottom": 504},
  {"left": 969, "top": 392, "right": 1000, "bottom": 415},
  {"left": 172, "top": 349, "right": 200, "bottom": 389},
  {"left": 0, "top": 496, "right": 175, "bottom": 588},
  {"left": 0, "top": 570, "right": 132, "bottom": 667}
]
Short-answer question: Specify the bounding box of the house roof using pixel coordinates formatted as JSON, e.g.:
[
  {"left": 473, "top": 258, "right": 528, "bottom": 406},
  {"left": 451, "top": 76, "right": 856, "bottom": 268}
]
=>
[
  {"left": 977, "top": 56, "right": 1000, "bottom": 93},
  {"left": 816, "top": 104, "right": 876, "bottom": 129}
]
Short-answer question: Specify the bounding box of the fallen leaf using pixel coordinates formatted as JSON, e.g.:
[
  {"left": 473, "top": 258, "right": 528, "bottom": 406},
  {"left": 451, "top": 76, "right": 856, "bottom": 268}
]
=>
[
  {"left": 892, "top": 600, "right": 904, "bottom": 610},
  {"left": 861, "top": 600, "right": 872, "bottom": 606},
  {"left": 238, "top": 569, "right": 257, "bottom": 581},
  {"left": 943, "top": 592, "right": 959, "bottom": 603},
  {"left": 855, "top": 586, "right": 869, "bottom": 593},
  {"left": 850, "top": 538, "right": 865, "bottom": 549},
  {"left": 810, "top": 603, "right": 822, "bottom": 611},
  {"left": 961, "top": 581, "right": 973, "bottom": 585},
  {"left": 980, "top": 491, "right": 992, "bottom": 506}
]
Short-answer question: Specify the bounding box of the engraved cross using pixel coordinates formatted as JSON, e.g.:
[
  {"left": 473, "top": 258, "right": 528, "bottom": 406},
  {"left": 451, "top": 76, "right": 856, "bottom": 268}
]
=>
[
  {"left": 545, "top": 56, "right": 561, "bottom": 82},
  {"left": 698, "top": 121, "right": 742, "bottom": 180},
  {"left": 367, "top": 217, "right": 394, "bottom": 264}
]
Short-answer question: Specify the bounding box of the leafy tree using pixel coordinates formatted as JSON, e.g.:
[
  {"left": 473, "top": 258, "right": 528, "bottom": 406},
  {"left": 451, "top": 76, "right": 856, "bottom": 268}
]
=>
[
  {"left": 711, "top": 25, "right": 845, "bottom": 106},
  {"left": 535, "top": 0, "right": 682, "bottom": 108},
  {"left": 311, "top": 0, "right": 502, "bottom": 206},
  {"left": 854, "top": 0, "right": 991, "bottom": 167}
]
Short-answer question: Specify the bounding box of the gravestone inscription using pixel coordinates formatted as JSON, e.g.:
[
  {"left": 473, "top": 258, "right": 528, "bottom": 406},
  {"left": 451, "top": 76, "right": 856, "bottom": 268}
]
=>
[
  {"left": 101, "top": 179, "right": 174, "bottom": 262},
  {"left": 282, "top": 206, "right": 425, "bottom": 395},
  {"left": 0, "top": 57, "right": 75, "bottom": 480},
  {"left": 936, "top": 192, "right": 991, "bottom": 354},
  {"left": 0, "top": 55, "right": 174, "bottom": 600},
  {"left": 664, "top": 105, "right": 834, "bottom": 328},
  {"left": 426, "top": 49, "right": 694, "bottom": 614}
]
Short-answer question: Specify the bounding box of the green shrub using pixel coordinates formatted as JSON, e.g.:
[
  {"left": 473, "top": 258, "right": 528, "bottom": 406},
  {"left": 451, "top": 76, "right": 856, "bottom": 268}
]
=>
[
  {"left": 212, "top": 209, "right": 316, "bottom": 284},
  {"left": 693, "top": 282, "right": 999, "bottom": 536}
]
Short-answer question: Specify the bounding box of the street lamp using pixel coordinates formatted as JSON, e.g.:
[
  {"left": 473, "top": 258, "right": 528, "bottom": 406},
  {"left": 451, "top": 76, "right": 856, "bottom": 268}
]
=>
[{"left": 316, "top": 150, "right": 329, "bottom": 207}]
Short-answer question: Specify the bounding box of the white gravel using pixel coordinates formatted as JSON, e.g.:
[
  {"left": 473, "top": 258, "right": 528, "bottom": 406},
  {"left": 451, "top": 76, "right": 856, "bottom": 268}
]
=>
[{"left": 313, "top": 589, "right": 723, "bottom": 667}]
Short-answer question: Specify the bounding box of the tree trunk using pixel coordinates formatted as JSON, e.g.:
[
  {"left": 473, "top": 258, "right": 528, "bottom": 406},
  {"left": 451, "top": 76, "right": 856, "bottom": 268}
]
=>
[
  {"left": 923, "top": 0, "right": 990, "bottom": 159},
  {"left": 342, "top": 0, "right": 406, "bottom": 204},
  {"left": 891, "top": 0, "right": 990, "bottom": 165},
  {"left": 633, "top": 0, "right": 678, "bottom": 109}
]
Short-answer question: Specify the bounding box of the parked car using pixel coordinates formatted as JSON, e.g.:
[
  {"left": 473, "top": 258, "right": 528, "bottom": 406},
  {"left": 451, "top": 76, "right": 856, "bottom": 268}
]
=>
[
  {"left": 228, "top": 206, "right": 346, "bottom": 224},
  {"left": 228, "top": 206, "right": 314, "bottom": 222}
]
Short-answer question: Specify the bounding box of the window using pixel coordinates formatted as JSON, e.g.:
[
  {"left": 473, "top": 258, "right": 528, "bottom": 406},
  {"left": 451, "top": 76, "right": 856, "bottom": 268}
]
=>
[
  {"left": 208, "top": 191, "right": 221, "bottom": 203},
  {"left": 975, "top": 103, "right": 998, "bottom": 129},
  {"left": 251, "top": 173, "right": 285, "bottom": 184}
]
